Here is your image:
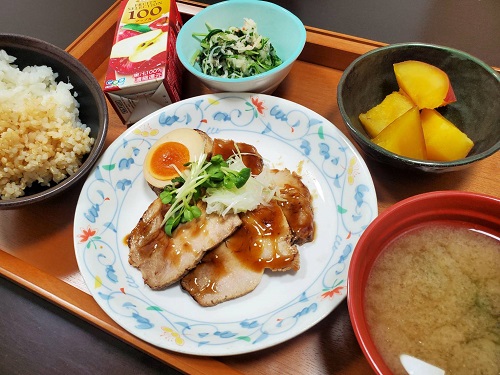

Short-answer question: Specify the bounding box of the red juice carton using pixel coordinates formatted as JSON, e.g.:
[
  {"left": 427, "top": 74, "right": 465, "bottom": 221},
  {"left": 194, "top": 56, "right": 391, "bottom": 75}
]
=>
[{"left": 104, "top": 0, "right": 183, "bottom": 125}]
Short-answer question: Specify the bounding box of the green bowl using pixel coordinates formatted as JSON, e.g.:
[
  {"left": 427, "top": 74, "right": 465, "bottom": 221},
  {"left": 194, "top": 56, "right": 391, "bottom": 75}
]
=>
[{"left": 337, "top": 43, "right": 500, "bottom": 173}]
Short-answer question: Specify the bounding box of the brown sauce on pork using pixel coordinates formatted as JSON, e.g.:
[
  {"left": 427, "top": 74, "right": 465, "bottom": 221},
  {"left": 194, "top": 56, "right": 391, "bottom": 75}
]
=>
[
  {"left": 272, "top": 169, "right": 315, "bottom": 245},
  {"left": 227, "top": 201, "right": 296, "bottom": 272},
  {"left": 212, "top": 138, "right": 264, "bottom": 175},
  {"left": 181, "top": 200, "right": 299, "bottom": 306},
  {"left": 128, "top": 198, "right": 242, "bottom": 290}
]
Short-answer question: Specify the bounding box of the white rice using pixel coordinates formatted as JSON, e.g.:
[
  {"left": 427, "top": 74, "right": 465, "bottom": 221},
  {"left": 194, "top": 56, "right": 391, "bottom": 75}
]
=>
[{"left": 0, "top": 49, "right": 94, "bottom": 200}]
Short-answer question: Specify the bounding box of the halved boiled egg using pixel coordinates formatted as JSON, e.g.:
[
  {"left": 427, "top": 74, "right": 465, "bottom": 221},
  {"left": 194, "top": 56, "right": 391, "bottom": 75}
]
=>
[{"left": 143, "top": 128, "right": 213, "bottom": 189}]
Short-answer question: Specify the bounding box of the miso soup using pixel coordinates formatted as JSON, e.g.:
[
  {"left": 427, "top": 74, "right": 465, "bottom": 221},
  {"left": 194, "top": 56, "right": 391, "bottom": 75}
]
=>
[{"left": 364, "top": 224, "right": 500, "bottom": 375}]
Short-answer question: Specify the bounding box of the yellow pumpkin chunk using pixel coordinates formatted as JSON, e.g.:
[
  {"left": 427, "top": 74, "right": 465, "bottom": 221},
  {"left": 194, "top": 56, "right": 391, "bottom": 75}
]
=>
[
  {"left": 372, "top": 106, "right": 427, "bottom": 159},
  {"left": 359, "top": 91, "right": 415, "bottom": 138},
  {"left": 420, "top": 109, "right": 474, "bottom": 161}
]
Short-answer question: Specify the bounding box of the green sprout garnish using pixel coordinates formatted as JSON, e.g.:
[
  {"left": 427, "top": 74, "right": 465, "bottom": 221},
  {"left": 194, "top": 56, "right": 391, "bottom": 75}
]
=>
[{"left": 160, "top": 153, "right": 251, "bottom": 236}]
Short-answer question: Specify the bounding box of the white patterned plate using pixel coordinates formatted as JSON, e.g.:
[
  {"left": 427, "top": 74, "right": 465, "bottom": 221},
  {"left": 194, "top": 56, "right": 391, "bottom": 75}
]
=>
[{"left": 73, "top": 93, "right": 377, "bottom": 356}]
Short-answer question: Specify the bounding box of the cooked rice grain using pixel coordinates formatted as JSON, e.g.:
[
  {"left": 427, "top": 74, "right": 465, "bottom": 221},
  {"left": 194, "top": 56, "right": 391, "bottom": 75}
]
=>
[{"left": 0, "top": 49, "right": 94, "bottom": 200}]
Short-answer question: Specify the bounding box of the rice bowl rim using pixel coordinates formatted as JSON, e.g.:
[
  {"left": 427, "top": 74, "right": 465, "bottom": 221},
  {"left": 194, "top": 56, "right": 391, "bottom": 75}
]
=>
[{"left": 0, "top": 33, "right": 108, "bottom": 209}]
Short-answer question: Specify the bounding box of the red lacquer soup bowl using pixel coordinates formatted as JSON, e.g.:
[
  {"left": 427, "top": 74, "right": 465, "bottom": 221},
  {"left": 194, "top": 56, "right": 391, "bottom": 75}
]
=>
[{"left": 347, "top": 190, "right": 500, "bottom": 374}]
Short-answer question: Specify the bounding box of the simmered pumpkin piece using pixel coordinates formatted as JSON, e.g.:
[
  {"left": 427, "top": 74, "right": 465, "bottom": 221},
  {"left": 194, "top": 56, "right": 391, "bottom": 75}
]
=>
[
  {"left": 372, "top": 106, "right": 427, "bottom": 159},
  {"left": 420, "top": 109, "right": 474, "bottom": 161},
  {"left": 359, "top": 91, "right": 415, "bottom": 138}
]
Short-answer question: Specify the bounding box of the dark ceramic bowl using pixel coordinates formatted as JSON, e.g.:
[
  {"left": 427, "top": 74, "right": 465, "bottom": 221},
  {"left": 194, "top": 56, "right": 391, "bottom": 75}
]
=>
[
  {"left": 0, "top": 33, "right": 108, "bottom": 208},
  {"left": 347, "top": 191, "right": 500, "bottom": 374},
  {"left": 337, "top": 43, "right": 500, "bottom": 172}
]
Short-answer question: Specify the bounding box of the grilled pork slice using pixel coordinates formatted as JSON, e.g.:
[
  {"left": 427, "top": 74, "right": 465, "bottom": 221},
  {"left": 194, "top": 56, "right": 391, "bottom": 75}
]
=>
[
  {"left": 271, "top": 169, "right": 315, "bottom": 245},
  {"left": 128, "top": 198, "right": 242, "bottom": 289},
  {"left": 181, "top": 200, "right": 299, "bottom": 306},
  {"left": 180, "top": 241, "right": 264, "bottom": 307}
]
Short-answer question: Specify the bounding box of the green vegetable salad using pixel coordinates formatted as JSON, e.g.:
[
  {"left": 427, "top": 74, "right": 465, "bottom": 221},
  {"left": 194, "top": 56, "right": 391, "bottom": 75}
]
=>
[{"left": 192, "top": 18, "right": 282, "bottom": 78}]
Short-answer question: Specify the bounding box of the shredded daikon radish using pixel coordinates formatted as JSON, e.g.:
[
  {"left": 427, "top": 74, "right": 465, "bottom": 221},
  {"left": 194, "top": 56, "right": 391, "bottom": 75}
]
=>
[{"left": 203, "top": 157, "right": 280, "bottom": 215}]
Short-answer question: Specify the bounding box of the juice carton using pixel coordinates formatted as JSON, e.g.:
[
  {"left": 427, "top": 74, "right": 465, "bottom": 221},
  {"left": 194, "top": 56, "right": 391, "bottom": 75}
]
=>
[{"left": 104, "top": 0, "right": 183, "bottom": 125}]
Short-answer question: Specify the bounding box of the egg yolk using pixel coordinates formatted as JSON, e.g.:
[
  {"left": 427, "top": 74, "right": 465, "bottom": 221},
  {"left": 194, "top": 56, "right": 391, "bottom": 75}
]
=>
[{"left": 147, "top": 141, "right": 190, "bottom": 180}]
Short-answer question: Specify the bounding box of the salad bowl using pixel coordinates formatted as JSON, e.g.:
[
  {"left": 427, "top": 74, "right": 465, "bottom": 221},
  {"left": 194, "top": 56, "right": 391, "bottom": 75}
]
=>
[{"left": 176, "top": 1, "right": 306, "bottom": 93}]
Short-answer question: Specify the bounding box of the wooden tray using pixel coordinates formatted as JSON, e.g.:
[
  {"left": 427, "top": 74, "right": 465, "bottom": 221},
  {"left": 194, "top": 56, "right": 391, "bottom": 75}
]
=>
[{"left": 1, "top": 1, "right": 498, "bottom": 374}]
